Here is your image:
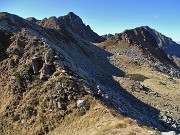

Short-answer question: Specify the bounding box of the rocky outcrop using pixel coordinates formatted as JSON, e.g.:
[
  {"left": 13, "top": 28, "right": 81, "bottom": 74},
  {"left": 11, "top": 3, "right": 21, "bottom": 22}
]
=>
[
  {"left": 32, "top": 56, "right": 43, "bottom": 74},
  {"left": 102, "top": 34, "right": 114, "bottom": 40},
  {"left": 36, "top": 16, "right": 60, "bottom": 30},
  {"left": 26, "top": 17, "right": 38, "bottom": 23}
]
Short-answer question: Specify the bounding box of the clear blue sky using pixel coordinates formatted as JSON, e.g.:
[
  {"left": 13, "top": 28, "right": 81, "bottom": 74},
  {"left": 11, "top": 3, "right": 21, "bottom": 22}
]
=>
[{"left": 1, "top": 0, "right": 180, "bottom": 41}]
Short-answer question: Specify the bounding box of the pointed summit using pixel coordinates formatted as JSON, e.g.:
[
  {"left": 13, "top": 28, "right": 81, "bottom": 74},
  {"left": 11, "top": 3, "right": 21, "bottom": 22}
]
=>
[
  {"left": 58, "top": 12, "right": 105, "bottom": 43},
  {"left": 35, "top": 12, "right": 105, "bottom": 43},
  {"left": 67, "top": 12, "right": 78, "bottom": 18},
  {"left": 58, "top": 12, "right": 82, "bottom": 24}
]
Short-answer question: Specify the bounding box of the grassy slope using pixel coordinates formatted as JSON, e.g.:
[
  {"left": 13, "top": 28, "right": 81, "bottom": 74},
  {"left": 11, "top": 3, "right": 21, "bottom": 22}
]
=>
[{"left": 49, "top": 98, "right": 152, "bottom": 135}]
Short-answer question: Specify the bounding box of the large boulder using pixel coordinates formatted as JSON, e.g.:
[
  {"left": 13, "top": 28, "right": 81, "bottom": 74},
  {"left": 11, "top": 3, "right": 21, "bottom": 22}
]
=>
[{"left": 40, "top": 63, "right": 55, "bottom": 80}]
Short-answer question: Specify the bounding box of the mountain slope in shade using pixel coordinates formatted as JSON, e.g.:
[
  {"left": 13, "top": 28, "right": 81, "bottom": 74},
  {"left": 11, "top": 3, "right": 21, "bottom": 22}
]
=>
[
  {"left": 143, "top": 26, "right": 180, "bottom": 57},
  {"left": 28, "top": 12, "right": 106, "bottom": 43},
  {"left": 143, "top": 26, "right": 180, "bottom": 67}
]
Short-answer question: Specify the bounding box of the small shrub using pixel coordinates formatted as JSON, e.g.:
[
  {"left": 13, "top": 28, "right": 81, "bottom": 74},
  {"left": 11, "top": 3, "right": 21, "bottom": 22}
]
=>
[
  {"left": 125, "top": 74, "right": 149, "bottom": 82},
  {"left": 77, "top": 107, "right": 87, "bottom": 116},
  {"left": 40, "top": 102, "right": 47, "bottom": 113},
  {"left": 32, "top": 75, "right": 43, "bottom": 83},
  {"left": 14, "top": 72, "right": 22, "bottom": 86},
  {"left": 12, "top": 114, "right": 20, "bottom": 122},
  {"left": 25, "top": 106, "right": 34, "bottom": 117},
  {"left": 77, "top": 103, "right": 90, "bottom": 116},
  {"left": 36, "top": 129, "right": 45, "bottom": 135}
]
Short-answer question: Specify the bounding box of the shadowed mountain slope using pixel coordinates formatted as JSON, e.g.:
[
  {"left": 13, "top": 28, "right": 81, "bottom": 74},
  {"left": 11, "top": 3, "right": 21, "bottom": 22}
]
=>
[{"left": 143, "top": 26, "right": 180, "bottom": 67}]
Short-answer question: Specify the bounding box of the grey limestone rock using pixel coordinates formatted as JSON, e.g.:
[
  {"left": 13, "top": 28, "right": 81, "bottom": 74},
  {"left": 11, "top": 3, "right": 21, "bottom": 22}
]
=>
[
  {"left": 76, "top": 99, "right": 88, "bottom": 108},
  {"left": 161, "top": 131, "right": 176, "bottom": 135}
]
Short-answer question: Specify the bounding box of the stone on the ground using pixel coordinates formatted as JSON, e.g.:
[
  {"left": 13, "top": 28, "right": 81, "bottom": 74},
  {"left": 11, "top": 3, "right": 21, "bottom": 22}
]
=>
[
  {"left": 76, "top": 99, "right": 87, "bottom": 108},
  {"left": 161, "top": 131, "right": 176, "bottom": 135}
]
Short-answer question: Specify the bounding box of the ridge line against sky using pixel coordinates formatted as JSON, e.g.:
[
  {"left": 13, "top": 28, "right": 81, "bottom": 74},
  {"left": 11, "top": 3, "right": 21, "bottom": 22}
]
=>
[{"left": 0, "top": 0, "right": 180, "bottom": 41}]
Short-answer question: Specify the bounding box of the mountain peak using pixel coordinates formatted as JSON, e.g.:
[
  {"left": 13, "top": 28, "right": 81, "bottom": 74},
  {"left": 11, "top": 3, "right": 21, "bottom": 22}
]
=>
[
  {"left": 26, "top": 17, "right": 38, "bottom": 23},
  {"left": 37, "top": 12, "right": 106, "bottom": 43},
  {"left": 141, "top": 25, "right": 151, "bottom": 29},
  {"left": 67, "top": 12, "right": 77, "bottom": 17},
  {"left": 59, "top": 12, "right": 80, "bottom": 21}
]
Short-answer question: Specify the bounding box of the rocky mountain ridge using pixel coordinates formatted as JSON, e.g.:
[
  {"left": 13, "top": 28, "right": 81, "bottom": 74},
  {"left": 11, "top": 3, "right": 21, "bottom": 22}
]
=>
[
  {"left": 142, "top": 26, "right": 180, "bottom": 68},
  {"left": 100, "top": 26, "right": 180, "bottom": 78},
  {"left": 0, "top": 12, "right": 180, "bottom": 134},
  {"left": 103, "top": 26, "right": 180, "bottom": 68},
  {"left": 27, "top": 12, "right": 105, "bottom": 43},
  {"left": 142, "top": 26, "right": 180, "bottom": 56}
]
